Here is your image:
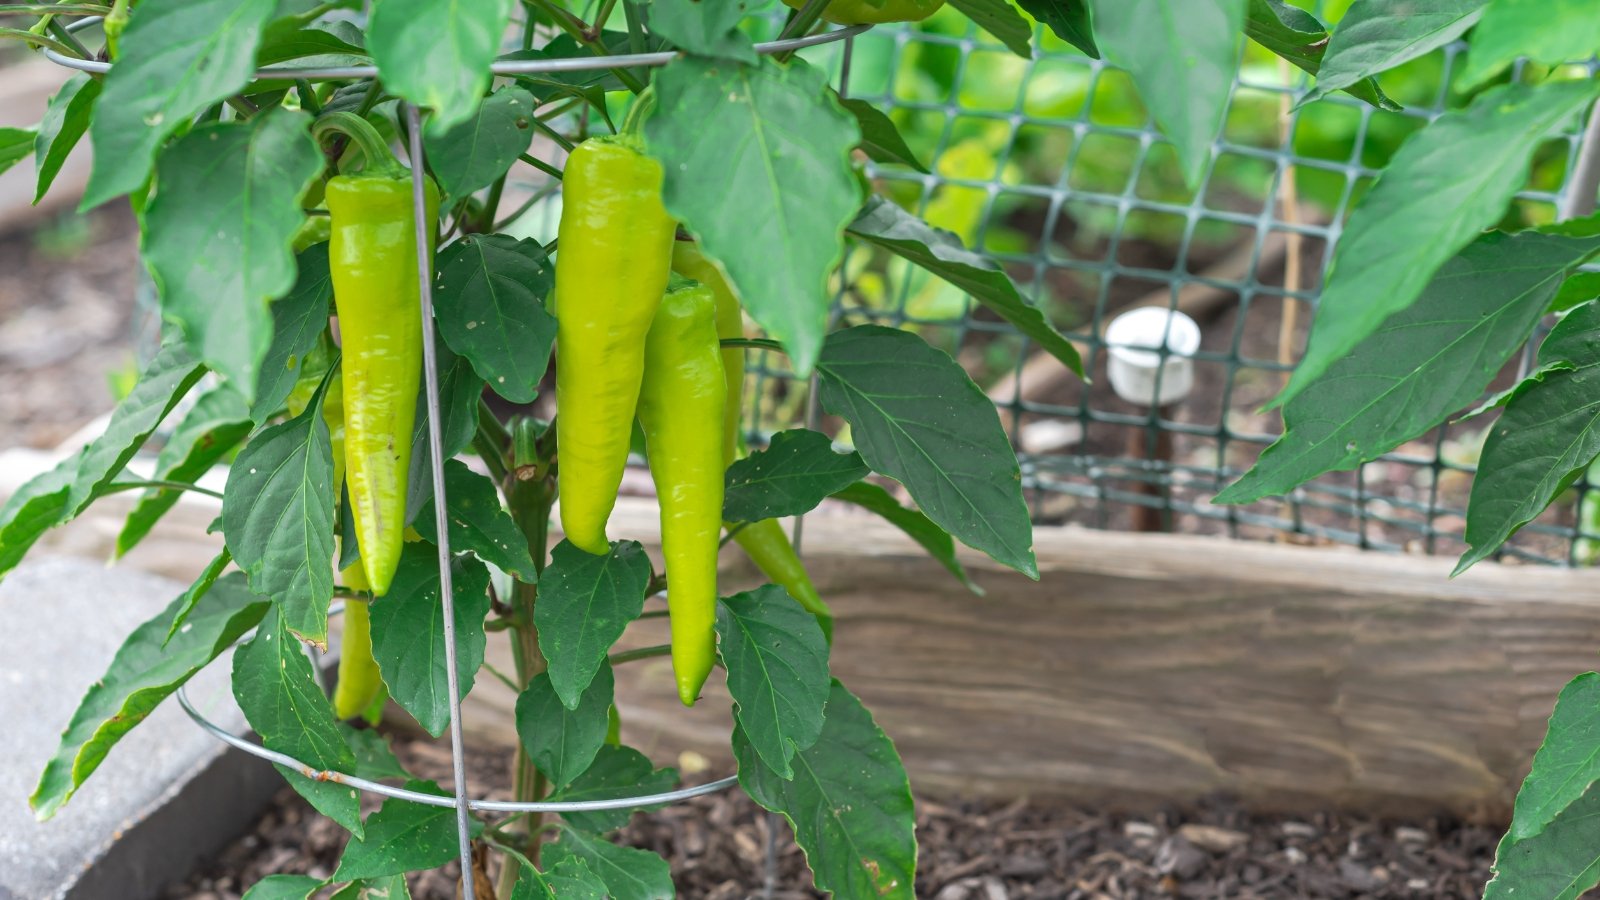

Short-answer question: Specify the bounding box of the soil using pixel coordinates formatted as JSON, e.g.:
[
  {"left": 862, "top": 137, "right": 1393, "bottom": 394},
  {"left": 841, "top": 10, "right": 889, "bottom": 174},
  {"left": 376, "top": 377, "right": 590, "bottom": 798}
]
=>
[{"left": 168, "top": 731, "right": 1506, "bottom": 900}]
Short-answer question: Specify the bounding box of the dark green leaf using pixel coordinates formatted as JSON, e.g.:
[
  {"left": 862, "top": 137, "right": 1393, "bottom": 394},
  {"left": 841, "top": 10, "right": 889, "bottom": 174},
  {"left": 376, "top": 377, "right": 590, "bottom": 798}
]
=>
[
  {"left": 847, "top": 195, "right": 1082, "bottom": 377},
  {"left": 840, "top": 97, "right": 929, "bottom": 173},
  {"left": 723, "top": 428, "right": 867, "bottom": 522},
  {"left": 0, "top": 457, "right": 74, "bottom": 583},
  {"left": 369, "top": 544, "right": 492, "bottom": 736},
  {"left": 341, "top": 723, "right": 413, "bottom": 781},
  {"left": 333, "top": 781, "right": 482, "bottom": 880},
  {"left": 1085, "top": 0, "right": 1243, "bottom": 185},
  {"left": 1243, "top": 0, "right": 1396, "bottom": 110},
  {"left": 646, "top": 55, "right": 860, "bottom": 375},
  {"left": 143, "top": 109, "right": 325, "bottom": 398},
  {"left": 405, "top": 342, "right": 484, "bottom": 518},
  {"left": 832, "top": 480, "right": 980, "bottom": 594},
  {"left": 546, "top": 827, "right": 673, "bottom": 900},
  {"left": 118, "top": 385, "right": 252, "bottom": 557},
  {"left": 716, "top": 586, "right": 830, "bottom": 779},
  {"left": 327, "top": 875, "right": 410, "bottom": 900},
  {"left": 648, "top": 0, "right": 757, "bottom": 62},
  {"left": 549, "top": 744, "right": 677, "bottom": 833},
  {"left": 536, "top": 540, "right": 652, "bottom": 709},
  {"left": 817, "top": 326, "right": 1036, "bottom": 577},
  {"left": 256, "top": 22, "right": 366, "bottom": 66},
  {"left": 513, "top": 856, "right": 608, "bottom": 900},
  {"left": 433, "top": 233, "right": 556, "bottom": 404},
  {"left": 503, "top": 31, "right": 664, "bottom": 110},
  {"left": 1014, "top": 0, "right": 1097, "bottom": 57},
  {"left": 241, "top": 874, "right": 325, "bottom": 900},
  {"left": 367, "top": 0, "right": 514, "bottom": 133},
  {"left": 947, "top": 0, "right": 1033, "bottom": 57},
  {"left": 516, "top": 664, "right": 614, "bottom": 791},
  {"left": 30, "top": 572, "right": 267, "bottom": 819},
  {"left": 412, "top": 460, "right": 540, "bottom": 581},
  {"left": 162, "top": 548, "right": 233, "bottom": 644},
  {"left": 1506, "top": 673, "right": 1600, "bottom": 843},
  {"left": 1463, "top": 0, "right": 1600, "bottom": 88},
  {"left": 223, "top": 375, "right": 337, "bottom": 645},
  {"left": 81, "top": 0, "right": 279, "bottom": 207},
  {"left": 1276, "top": 80, "right": 1600, "bottom": 408},
  {"left": 1218, "top": 229, "right": 1600, "bottom": 504},
  {"left": 34, "top": 72, "right": 100, "bottom": 203},
  {"left": 736, "top": 679, "right": 916, "bottom": 900},
  {"left": 424, "top": 87, "right": 537, "bottom": 202},
  {"left": 1552, "top": 272, "right": 1600, "bottom": 314},
  {"left": 253, "top": 243, "right": 333, "bottom": 422},
  {"left": 0, "top": 128, "right": 30, "bottom": 176},
  {"left": 1308, "top": 0, "right": 1487, "bottom": 104},
  {"left": 1485, "top": 781, "right": 1600, "bottom": 900}
]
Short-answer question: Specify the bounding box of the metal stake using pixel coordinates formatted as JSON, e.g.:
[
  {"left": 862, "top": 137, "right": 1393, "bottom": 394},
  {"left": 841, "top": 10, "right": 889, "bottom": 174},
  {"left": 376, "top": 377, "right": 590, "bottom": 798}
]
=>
[{"left": 1564, "top": 98, "right": 1600, "bottom": 220}]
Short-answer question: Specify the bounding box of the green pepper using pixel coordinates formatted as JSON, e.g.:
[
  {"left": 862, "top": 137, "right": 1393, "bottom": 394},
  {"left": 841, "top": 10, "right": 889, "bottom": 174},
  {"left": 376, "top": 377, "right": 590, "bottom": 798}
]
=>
[
  {"left": 555, "top": 135, "right": 676, "bottom": 555},
  {"left": 638, "top": 278, "right": 726, "bottom": 707},
  {"left": 317, "top": 113, "right": 440, "bottom": 597},
  {"left": 734, "top": 519, "right": 834, "bottom": 642},
  {"left": 782, "top": 0, "right": 945, "bottom": 24},
  {"left": 333, "top": 558, "right": 384, "bottom": 720}
]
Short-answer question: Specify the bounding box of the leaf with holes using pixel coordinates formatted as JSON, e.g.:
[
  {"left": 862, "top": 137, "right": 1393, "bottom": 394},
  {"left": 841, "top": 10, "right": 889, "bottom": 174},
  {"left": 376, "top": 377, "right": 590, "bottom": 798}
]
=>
[
  {"left": 412, "top": 460, "right": 539, "bottom": 581},
  {"left": 424, "top": 87, "right": 537, "bottom": 202}
]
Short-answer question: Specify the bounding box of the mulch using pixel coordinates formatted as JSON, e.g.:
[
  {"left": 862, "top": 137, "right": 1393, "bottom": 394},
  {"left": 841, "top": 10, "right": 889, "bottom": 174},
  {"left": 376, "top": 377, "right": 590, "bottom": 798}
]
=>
[{"left": 169, "top": 732, "right": 1504, "bottom": 899}]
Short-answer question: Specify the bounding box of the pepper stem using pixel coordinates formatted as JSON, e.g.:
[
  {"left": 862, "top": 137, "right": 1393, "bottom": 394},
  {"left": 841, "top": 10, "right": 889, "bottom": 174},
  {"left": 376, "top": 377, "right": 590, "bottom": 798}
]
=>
[
  {"left": 620, "top": 85, "right": 657, "bottom": 137},
  {"left": 311, "top": 112, "right": 405, "bottom": 178}
]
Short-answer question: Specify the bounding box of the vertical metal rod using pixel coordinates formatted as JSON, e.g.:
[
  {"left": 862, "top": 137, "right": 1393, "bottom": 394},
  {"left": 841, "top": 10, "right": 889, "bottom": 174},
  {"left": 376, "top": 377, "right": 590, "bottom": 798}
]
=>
[
  {"left": 1563, "top": 98, "right": 1600, "bottom": 221},
  {"left": 406, "top": 102, "right": 478, "bottom": 900}
]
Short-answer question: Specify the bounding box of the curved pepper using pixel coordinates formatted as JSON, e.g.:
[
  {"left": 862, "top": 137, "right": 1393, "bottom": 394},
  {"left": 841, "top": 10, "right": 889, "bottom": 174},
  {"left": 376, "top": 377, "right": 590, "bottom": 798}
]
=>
[
  {"left": 735, "top": 519, "right": 833, "bottom": 642},
  {"left": 782, "top": 0, "right": 945, "bottom": 24},
  {"left": 638, "top": 278, "right": 726, "bottom": 707},
  {"left": 555, "top": 135, "right": 676, "bottom": 555},
  {"left": 325, "top": 162, "right": 439, "bottom": 596},
  {"left": 333, "top": 559, "right": 384, "bottom": 720}
]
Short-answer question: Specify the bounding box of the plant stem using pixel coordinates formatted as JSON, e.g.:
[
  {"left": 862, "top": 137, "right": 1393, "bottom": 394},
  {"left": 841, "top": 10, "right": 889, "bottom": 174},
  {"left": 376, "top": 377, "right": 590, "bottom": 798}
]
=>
[
  {"left": 775, "top": 0, "right": 832, "bottom": 59},
  {"left": 519, "top": 152, "right": 566, "bottom": 182},
  {"left": 610, "top": 643, "right": 670, "bottom": 665},
  {"left": 523, "top": 0, "right": 647, "bottom": 93},
  {"left": 528, "top": 116, "right": 576, "bottom": 153},
  {"left": 103, "top": 479, "right": 225, "bottom": 500},
  {"left": 44, "top": 16, "right": 89, "bottom": 58}
]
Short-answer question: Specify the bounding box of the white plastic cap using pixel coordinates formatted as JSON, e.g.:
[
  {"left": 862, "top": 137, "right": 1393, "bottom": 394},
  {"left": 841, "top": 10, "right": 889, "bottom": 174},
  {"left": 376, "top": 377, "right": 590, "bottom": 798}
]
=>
[{"left": 1104, "top": 307, "right": 1201, "bottom": 407}]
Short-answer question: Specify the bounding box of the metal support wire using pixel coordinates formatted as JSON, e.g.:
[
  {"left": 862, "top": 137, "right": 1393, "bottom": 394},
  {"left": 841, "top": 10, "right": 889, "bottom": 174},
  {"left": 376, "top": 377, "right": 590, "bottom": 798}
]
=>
[{"left": 1563, "top": 98, "right": 1600, "bottom": 220}]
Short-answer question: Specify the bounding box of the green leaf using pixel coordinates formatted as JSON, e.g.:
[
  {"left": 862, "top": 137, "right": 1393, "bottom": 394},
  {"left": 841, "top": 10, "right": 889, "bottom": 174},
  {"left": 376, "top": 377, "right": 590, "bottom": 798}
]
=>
[
  {"left": 1275, "top": 80, "right": 1600, "bottom": 408},
  {"left": 1485, "top": 782, "right": 1600, "bottom": 900},
  {"left": 1085, "top": 0, "right": 1244, "bottom": 185},
  {"left": 840, "top": 97, "right": 929, "bottom": 173},
  {"left": 503, "top": 31, "right": 663, "bottom": 111},
  {"left": 253, "top": 244, "right": 334, "bottom": 423},
  {"left": 0, "top": 456, "right": 75, "bottom": 583},
  {"left": 81, "top": 0, "right": 279, "bottom": 207},
  {"left": 723, "top": 428, "right": 868, "bottom": 522},
  {"left": 405, "top": 341, "right": 484, "bottom": 518},
  {"left": 367, "top": 0, "right": 514, "bottom": 134},
  {"left": 256, "top": 22, "right": 367, "bottom": 67},
  {"left": 648, "top": 0, "right": 757, "bottom": 62},
  {"left": 831, "top": 480, "right": 980, "bottom": 594},
  {"left": 118, "top": 386, "right": 252, "bottom": 557},
  {"left": 846, "top": 195, "right": 1083, "bottom": 378},
  {"left": 0, "top": 127, "right": 32, "bottom": 175},
  {"left": 1242, "top": 0, "right": 1396, "bottom": 110},
  {"left": 369, "top": 544, "right": 492, "bottom": 736},
  {"left": 223, "top": 376, "right": 337, "bottom": 646},
  {"left": 327, "top": 875, "right": 411, "bottom": 900},
  {"left": 1463, "top": 0, "right": 1600, "bottom": 88},
  {"left": 1457, "top": 301, "right": 1600, "bottom": 572},
  {"left": 1506, "top": 673, "right": 1600, "bottom": 843},
  {"left": 546, "top": 827, "right": 673, "bottom": 900},
  {"left": 162, "top": 549, "right": 234, "bottom": 644},
  {"left": 424, "top": 87, "right": 537, "bottom": 203},
  {"left": 736, "top": 679, "right": 916, "bottom": 900},
  {"left": 1013, "top": 0, "right": 1097, "bottom": 57},
  {"left": 34, "top": 72, "right": 100, "bottom": 203},
  {"left": 68, "top": 338, "right": 206, "bottom": 514},
  {"left": 536, "top": 540, "right": 652, "bottom": 709},
  {"left": 947, "top": 0, "right": 1033, "bottom": 57},
  {"left": 1218, "top": 229, "right": 1600, "bottom": 505},
  {"left": 516, "top": 664, "right": 614, "bottom": 791},
  {"left": 30, "top": 572, "right": 268, "bottom": 820},
  {"left": 341, "top": 723, "right": 413, "bottom": 781},
  {"left": 234, "top": 605, "right": 362, "bottom": 836},
  {"left": 817, "top": 326, "right": 1036, "bottom": 578},
  {"left": 716, "top": 585, "right": 830, "bottom": 779},
  {"left": 548, "top": 744, "right": 677, "bottom": 834},
  {"left": 412, "top": 460, "right": 540, "bottom": 581},
  {"left": 1308, "top": 0, "right": 1486, "bottom": 104},
  {"left": 143, "top": 109, "right": 323, "bottom": 399},
  {"left": 333, "top": 781, "right": 482, "bottom": 880},
  {"left": 241, "top": 874, "right": 326, "bottom": 900},
  {"left": 1552, "top": 272, "right": 1600, "bottom": 314},
  {"left": 433, "top": 233, "right": 556, "bottom": 404},
  {"left": 513, "top": 856, "right": 608, "bottom": 900},
  {"left": 646, "top": 55, "right": 860, "bottom": 375}
]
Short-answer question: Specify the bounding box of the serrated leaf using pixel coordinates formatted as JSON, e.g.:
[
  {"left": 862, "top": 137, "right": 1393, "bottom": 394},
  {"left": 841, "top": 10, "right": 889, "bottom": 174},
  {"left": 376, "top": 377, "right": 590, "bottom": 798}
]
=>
[
  {"left": 68, "top": 337, "right": 205, "bottom": 514},
  {"left": 1485, "top": 781, "right": 1600, "bottom": 900},
  {"left": 30, "top": 572, "right": 268, "bottom": 820},
  {"left": 162, "top": 549, "right": 233, "bottom": 644},
  {"left": 648, "top": 0, "right": 756, "bottom": 62},
  {"left": 405, "top": 341, "right": 484, "bottom": 518},
  {"left": 536, "top": 540, "right": 652, "bottom": 709},
  {"left": 831, "top": 480, "right": 980, "bottom": 594},
  {"left": 253, "top": 244, "right": 334, "bottom": 422},
  {"left": 433, "top": 233, "right": 556, "bottom": 404},
  {"left": 241, "top": 874, "right": 326, "bottom": 900},
  {"left": 847, "top": 195, "right": 1082, "bottom": 377},
  {"left": 1086, "top": 0, "right": 1243, "bottom": 185},
  {"left": 412, "top": 460, "right": 540, "bottom": 581},
  {"left": 369, "top": 544, "right": 491, "bottom": 736},
  {"left": 1463, "top": 0, "right": 1600, "bottom": 89},
  {"left": 424, "top": 87, "right": 537, "bottom": 202},
  {"left": 1457, "top": 301, "right": 1600, "bottom": 572},
  {"left": 817, "top": 326, "right": 1036, "bottom": 578},
  {"left": 367, "top": 0, "right": 514, "bottom": 134},
  {"left": 1242, "top": 0, "right": 1395, "bottom": 110},
  {"left": 1014, "top": 0, "right": 1096, "bottom": 57},
  {"left": 517, "top": 664, "right": 614, "bottom": 791},
  {"left": 723, "top": 429, "right": 867, "bottom": 522},
  {"left": 736, "top": 679, "right": 916, "bottom": 900},
  {"left": 1505, "top": 673, "right": 1600, "bottom": 844},
  {"left": 234, "top": 605, "right": 362, "bottom": 835},
  {"left": 34, "top": 72, "right": 100, "bottom": 203},
  {"left": 840, "top": 97, "right": 928, "bottom": 173},
  {"left": 82, "top": 0, "right": 279, "bottom": 207},
  {"left": 646, "top": 55, "right": 860, "bottom": 375},
  {"left": 948, "top": 0, "right": 1034, "bottom": 57},
  {"left": 333, "top": 781, "right": 482, "bottom": 880},
  {"left": 0, "top": 457, "right": 75, "bottom": 583},
  {"left": 1218, "top": 229, "right": 1600, "bottom": 505},
  {"left": 1276, "top": 80, "right": 1600, "bottom": 408},
  {"left": 716, "top": 586, "right": 830, "bottom": 779},
  {"left": 223, "top": 375, "right": 337, "bottom": 645},
  {"left": 548, "top": 744, "right": 677, "bottom": 834},
  {"left": 118, "top": 386, "right": 252, "bottom": 557},
  {"left": 1307, "top": 0, "right": 1487, "bottom": 104},
  {"left": 547, "top": 828, "right": 673, "bottom": 900}
]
